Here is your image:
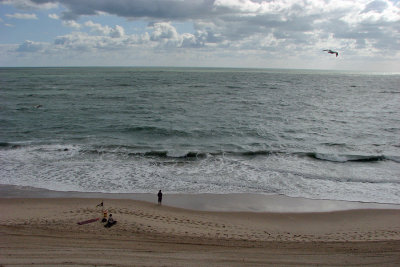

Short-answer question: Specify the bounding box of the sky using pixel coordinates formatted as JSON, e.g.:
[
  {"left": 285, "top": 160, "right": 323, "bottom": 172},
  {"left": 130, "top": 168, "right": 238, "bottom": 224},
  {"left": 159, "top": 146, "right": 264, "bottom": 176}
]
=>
[{"left": 0, "top": 0, "right": 399, "bottom": 71}]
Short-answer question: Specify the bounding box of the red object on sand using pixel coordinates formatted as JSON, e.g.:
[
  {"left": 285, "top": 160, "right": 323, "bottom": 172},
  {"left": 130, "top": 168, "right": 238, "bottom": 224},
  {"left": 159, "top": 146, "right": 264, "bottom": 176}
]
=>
[{"left": 77, "top": 218, "right": 100, "bottom": 225}]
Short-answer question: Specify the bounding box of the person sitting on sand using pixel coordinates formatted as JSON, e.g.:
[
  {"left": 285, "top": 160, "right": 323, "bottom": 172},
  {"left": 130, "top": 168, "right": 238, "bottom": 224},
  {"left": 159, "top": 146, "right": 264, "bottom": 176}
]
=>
[{"left": 104, "top": 214, "right": 117, "bottom": 228}]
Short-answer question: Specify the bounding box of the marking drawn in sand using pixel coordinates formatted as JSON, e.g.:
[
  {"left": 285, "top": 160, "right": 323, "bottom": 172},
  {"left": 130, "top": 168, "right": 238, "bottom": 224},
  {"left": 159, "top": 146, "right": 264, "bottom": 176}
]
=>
[{"left": 77, "top": 218, "right": 100, "bottom": 225}]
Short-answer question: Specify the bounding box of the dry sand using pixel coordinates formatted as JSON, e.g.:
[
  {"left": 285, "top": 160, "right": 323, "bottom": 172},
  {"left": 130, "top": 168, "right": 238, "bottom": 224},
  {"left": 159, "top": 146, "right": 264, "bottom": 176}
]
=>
[{"left": 1, "top": 197, "right": 400, "bottom": 266}]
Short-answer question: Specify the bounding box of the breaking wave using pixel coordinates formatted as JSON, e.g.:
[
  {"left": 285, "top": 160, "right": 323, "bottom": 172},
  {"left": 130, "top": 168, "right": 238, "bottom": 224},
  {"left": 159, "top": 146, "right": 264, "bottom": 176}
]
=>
[{"left": 2, "top": 143, "right": 399, "bottom": 164}]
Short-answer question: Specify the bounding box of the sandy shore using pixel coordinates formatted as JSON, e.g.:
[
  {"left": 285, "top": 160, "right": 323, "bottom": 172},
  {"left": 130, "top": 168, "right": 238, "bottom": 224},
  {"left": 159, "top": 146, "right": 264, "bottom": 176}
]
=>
[
  {"left": 1, "top": 194, "right": 400, "bottom": 266},
  {"left": 2, "top": 184, "right": 400, "bottom": 212}
]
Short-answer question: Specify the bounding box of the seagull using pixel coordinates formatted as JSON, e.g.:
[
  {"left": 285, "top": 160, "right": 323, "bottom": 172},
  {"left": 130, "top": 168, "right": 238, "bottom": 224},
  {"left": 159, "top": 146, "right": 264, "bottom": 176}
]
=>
[{"left": 323, "top": 49, "right": 339, "bottom": 57}]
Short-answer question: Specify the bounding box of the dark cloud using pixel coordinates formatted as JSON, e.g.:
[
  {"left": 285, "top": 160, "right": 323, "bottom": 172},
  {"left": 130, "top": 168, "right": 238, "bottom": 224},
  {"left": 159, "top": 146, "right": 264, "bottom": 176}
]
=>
[
  {"left": 0, "top": 0, "right": 58, "bottom": 10},
  {"left": 30, "top": 0, "right": 216, "bottom": 20}
]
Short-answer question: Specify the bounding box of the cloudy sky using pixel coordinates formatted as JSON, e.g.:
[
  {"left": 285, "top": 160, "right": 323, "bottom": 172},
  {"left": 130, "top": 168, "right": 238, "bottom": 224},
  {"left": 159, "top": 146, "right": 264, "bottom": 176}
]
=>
[{"left": 1, "top": 0, "right": 399, "bottom": 71}]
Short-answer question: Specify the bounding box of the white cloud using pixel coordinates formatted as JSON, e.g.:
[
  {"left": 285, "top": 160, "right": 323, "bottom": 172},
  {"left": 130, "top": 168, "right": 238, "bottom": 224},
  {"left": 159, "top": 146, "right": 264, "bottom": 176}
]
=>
[
  {"left": 110, "top": 25, "right": 125, "bottom": 38},
  {"left": 53, "top": 27, "right": 146, "bottom": 53},
  {"left": 5, "top": 13, "right": 38, "bottom": 19},
  {"left": 16, "top": 40, "right": 46, "bottom": 52},
  {"left": 48, "top": 13, "right": 59, "bottom": 20},
  {"left": 84, "top": 21, "right": 125, "bottom": 38},
  {"left": 150, "top": 22, "right": 180, "bottom": 43},
  {"left": 149, "top": 22, "right": 203, "bottom": 48},
  {"left": 343, "top": 0, "right": 399, "bottom": 24},
  {"left": 84, "top": 20, "right": 110, "bottom": 35},
  {"left": 49, "top": 21, "right": 199, "bottom": 55},
  {"left": 62, "top": 20, "right": 81, "bottom": 29},
  {"left": 84, "top": 21, "right": 110, "bottom": 35},
  {"left": 54, "top": 32, "right": 100, "bottom": 51},
  {"left": 181, "top": 33, "right": 202, "bottom": 48}
]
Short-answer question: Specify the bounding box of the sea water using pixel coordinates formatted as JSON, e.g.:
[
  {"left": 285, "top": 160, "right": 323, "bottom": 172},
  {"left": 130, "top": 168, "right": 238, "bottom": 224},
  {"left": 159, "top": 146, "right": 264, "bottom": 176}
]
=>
[{"left": 1, "top": 67, "right": 399, "bottom": 204}]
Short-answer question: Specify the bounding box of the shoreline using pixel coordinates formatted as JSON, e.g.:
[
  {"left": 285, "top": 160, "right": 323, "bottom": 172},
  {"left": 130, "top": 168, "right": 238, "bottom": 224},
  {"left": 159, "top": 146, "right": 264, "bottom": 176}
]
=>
[{"left": 1, "top": 184, "right": 399, "bottom": 212}]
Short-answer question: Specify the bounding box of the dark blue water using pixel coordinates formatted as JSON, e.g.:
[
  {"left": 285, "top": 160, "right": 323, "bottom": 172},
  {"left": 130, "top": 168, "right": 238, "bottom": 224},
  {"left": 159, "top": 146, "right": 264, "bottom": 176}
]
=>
[{"left": 1, "top": 67, "right": 399, "bottom": 203}]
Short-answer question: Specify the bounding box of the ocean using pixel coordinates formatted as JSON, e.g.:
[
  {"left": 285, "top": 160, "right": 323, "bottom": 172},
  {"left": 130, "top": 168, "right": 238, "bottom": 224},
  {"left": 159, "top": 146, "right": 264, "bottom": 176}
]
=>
[{"left": 1, "top": 67, "right": 399, "bottom": 204}]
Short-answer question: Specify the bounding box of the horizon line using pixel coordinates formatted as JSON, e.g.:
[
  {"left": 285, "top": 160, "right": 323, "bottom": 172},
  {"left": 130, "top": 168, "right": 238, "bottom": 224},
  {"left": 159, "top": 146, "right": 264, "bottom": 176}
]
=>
[{"left": 0, "top": 65, "right": 399, "bottom": 74}]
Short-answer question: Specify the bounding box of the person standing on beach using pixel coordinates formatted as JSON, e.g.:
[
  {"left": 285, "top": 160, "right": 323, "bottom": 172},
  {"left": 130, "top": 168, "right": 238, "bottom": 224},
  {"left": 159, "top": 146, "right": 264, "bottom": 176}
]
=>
[{"left": 157, "top": 190, "right": 163, "bottom": 205}]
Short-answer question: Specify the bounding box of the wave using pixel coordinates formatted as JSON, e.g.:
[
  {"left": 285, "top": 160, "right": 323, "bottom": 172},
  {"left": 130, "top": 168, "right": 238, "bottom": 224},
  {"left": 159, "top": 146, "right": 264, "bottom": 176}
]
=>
[
  {"left": 59, "top": 148, "right": 400, "bottom": 164},
  {"left": 239, "top": 150, "right": 275, "bottom": 156},
  {"left": 120, "top": 126, "right": 240, "bottom": 139},
  {"left": 225, "top": 85, "right": 242, "bottom": 89},
  {"left": 117, "top": 83, "right": 131, "bottom": 87},
  {"left": 385, "top": 155, "right": 400, "bottom": 163},
  {"left": 137, "top": 150, "right": 206, "bottom": 159},
  {"left": 0, "top": 142, "right": 21, "bottom": 148},
  {"left": 189, "top": 85, "right": 207, "bottom": 88},
  {"left": 1, "top": 142, "right": 399, "bottom": 163},
  {"left": 78, "top": 147, "right": 208, "bottom": 160},
  {"left": 122, "top": 126, "right": 191, "bottom": 137},
  {"left": 267, "top": 167, "right": 400, "bottom": 185},
  {"left": 230, "top": 150, "right": 396, "bottom": 163},
  {"left": 380, "top": 91, "right": 400, "bottom": 94},
  {"left": 307, "top": 152, "right": 387, "bottom": 163}
]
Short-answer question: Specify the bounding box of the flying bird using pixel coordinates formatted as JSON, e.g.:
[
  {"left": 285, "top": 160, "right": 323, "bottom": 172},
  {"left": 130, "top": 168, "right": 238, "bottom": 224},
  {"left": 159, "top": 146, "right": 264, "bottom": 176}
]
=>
[{"left": 323, "top": 49, "right": 339, "bottom": 57}]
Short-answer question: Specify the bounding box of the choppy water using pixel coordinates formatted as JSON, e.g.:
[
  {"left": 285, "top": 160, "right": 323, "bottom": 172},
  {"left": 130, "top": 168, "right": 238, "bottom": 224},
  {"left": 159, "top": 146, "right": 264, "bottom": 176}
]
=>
[{"left": 1, "top": 67, "right": 399, "bottom": 203}]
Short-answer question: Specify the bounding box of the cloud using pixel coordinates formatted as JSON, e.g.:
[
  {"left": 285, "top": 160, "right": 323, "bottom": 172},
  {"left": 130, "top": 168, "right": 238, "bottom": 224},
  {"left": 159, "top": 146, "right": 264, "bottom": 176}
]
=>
[
  {"left": 5, "top": 13, "right": 38, "bottom": 19},
  {"left": 84, "top": 20, "right": 109, "bottom": 35},
  {"left": 50, "top": 21, "right": 199, "bottom": 53},
  {"left": 30, "top": 0, "right": 216, "bottom": 21},
  {"left": 16, "top": 40, "right": 46, "bottom": 52},
  {"left": 363, "top": 0, "right": 388, "bottom": 13},
  {"left": 149, "top": 22, "right": 204, "bottom": 48},
  {"left": 110, "top": 25, "right": 125, "bottom": 38},
  {"left": 150, "top": 22, "right": 180, "bottom": 45},
  {"left": 54, "top": 32, "right": 100, "bottom": 51},
  {"left": 62, "top": 20, "right": 81, "bottom": 29},
  {"left": 0, "top": 0, "right": 57, "bottom": 10},
  {"left": 53, "top": 25, "right": 144, "bottom": 52},
  {"left": 50, "top": 13, "right": 80, "bottom": 28},
  {"left": 4, "top": 0, "right": 400, "bottom": 70},
  {"left": 84, "top": 21, "right": 125, "bottom": 38},
  {"left": 7, "top": 1, "right": 399, "bottom": 52},
  {"left": 48, "top": 13, "right": 59, "bottom": 19}
]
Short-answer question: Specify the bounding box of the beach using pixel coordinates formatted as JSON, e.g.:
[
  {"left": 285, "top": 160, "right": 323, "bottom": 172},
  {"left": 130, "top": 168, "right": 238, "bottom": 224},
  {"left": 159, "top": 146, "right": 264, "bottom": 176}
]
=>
[
  {"left": 1, "top": 190, "right": 400, "bottom": 266},
  {"left": 1, "top": 68, "right": 400, "bottom": 266}
]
